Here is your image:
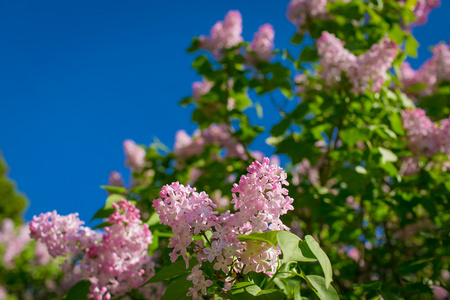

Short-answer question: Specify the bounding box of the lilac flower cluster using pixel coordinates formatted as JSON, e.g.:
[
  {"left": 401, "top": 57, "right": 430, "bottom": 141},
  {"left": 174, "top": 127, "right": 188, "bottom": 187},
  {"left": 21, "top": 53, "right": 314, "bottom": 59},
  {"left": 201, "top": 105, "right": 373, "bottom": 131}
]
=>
[
  {"left": 286, "top": 0, "right": 328, "bottom": 29},
  {"left": 400, "top": 43, "right": 450, "bottom": 97},
  {"left": 400, "top": 108, "right": 450, "bottom": 174},
  {"left": 174, "top": 124, "right": 247, "bottom": 161},
  {"left": 412, "top": 0, "right": 440, "bottom": 25},
  {"left": 0, "top": 219, "right": 51, "bottom": 269},
  {"left": 317, "top": 32, "right": 398, "bottom": 94},
  {"left": 30, "top": 199, "right": 154, "bottom": 300},
  {"left": 153, "top": 158, "right": 294, "bottom": 299},
  {"left": 199, "top": 10, "right": 243, "bottom": 58},
  {"left": 107, "top": 170, "right": 125, "bottom": 188},
  {"left": 123, "top": 139, "right": 146, "bottom": 172},
  {"left": 246, "top": 24, "right": 275, "bottom": 63},
  {"left": 192, "top": 78, "right": 214, "bottom": 101},
  {"left": 286, "top": 0, "right": 349, "bottom": 30}
]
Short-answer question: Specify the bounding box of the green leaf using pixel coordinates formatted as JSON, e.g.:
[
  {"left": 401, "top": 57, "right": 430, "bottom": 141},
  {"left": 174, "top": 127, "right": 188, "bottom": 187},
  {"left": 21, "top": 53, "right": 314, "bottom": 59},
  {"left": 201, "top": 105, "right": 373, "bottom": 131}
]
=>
[
  {"left": 405, "top": 35, "right": 419, "bottom": 58},
  {"left": 231, "top": 282, "right": 257, "bottom": 290},
  {"left": 340, "top": 128, "right": 370, "bottom": 147},
  {"left": 100, "top": 185, "right": 127, "bottom": 194},
  {"left": 388, "top": 24, "right": 405, "bottom": 44},
  {"left": 298, "top": 46, "right": 319, "bottom": 63},
  {"left": 192, "top": 55, "right": 208, "bottom": 69},
  {"left": 306, "top": 275, "right": 339, "bottom": 300},
  {"left": 406, "top": 83, "right": 427, "bottom": 93},
  {"left": 91, "top": 208, "right": 115, "bottom": 220},
  {"left": 141, "top": 257, "right": 194, "bottom": 285},
  {"left": 254, "top": 289, "right": 284, "bottom": 299},
  {"left": 186, "top": 37, "right": 200, "bottom": 53},
  {"left": 238, "top": 231, "right": 280, "bottom": 248},
  {"left": 62, "top": 280, "right": 90, "bottom": 300},
  {"left": 232, "top": 283, "right": 261, "bottom": 300},
  {"left": 378, "top": 147, "right": 398, "bottom": 164},
  {"left": 390, "top": 112, "right": 405, "bottom": 135},
  {"left": 105, "top": 194, "right": 125, "bottom": 209},
  {"left": 146, "top": 212, "right": 161, "bottom": 227},
  {"left": 162, "top": 275, "right": 192, "bottom": 300},
  {"left": 92, "top": 221, "right": 111, "bottom": 229},
  {"left": 255, "top": 102, "right": 263, "bottom": 119},
  {"left": 277, "top": 231, "right": 317, "bottom": 263},
  {"left": 397, "top": 258, "right": 432, "bottom": 275},
  {"left": 305, "top": 235, "right": 333, "bottom": 288},
  {"left": 271, "top": 118, "right": 291, "bottom": 137},
  {"left": 355, "top": 166, "right": 367, "bottom": 174},
  {"left": 290, "top": 34, "right": 304, "bottom": 45}
]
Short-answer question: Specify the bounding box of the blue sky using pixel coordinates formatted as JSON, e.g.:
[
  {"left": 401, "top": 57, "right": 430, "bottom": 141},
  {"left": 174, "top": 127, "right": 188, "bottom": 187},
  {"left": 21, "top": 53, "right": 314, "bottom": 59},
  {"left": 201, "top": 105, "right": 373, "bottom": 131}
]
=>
[{"left": 0, "top": 1, "right": 448, "bottom": 224}]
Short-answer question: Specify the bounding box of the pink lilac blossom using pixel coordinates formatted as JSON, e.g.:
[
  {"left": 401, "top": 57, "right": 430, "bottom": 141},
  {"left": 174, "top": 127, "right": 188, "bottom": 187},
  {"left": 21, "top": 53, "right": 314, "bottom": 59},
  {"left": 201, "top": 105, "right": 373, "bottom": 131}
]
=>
[
  {"left": 286, "top": 0, "right": 350, "bottom": 30},
  {"left": 286, "top": 0, "right": 328, "bottom": 28},
  {"left": 192, "top": 78, "right": 214, "bottom": 101},
  {"left": 246, "top": 24, "right": 275, "bottom": 63},
  {"left": 108, "top": 171, "right": 124, "bottom": 187},
  {"left": 123, "top": 139, "right": 146, "bottom": 172},
  {"left": 431, "top": 285, "right": 449, "bottom": 300},
  {"left": 399, "top": 61, "right": 437, "bottom": 97},
  {"left": 401, "top": 108, "right": 441, "bottom": 157},
  {"left": 399, "top": 156, "right": 421, "bottom": 176},
  {"left": 0, "top": 219, "right": 52, "bottom": 268},
  {"left": 412, "top": 0, "right": 440, "bottom": 25},
  {"left": 440, "top": 117, "right": 450, "bottom": 156},
  {"left": 30, "top": 199, "right": 154, "bottom": 300},
  {"left": 199, "top": 10, "right": 243, "bottom": 58},
  {"left": 0, "top": 286, "right": 6, "bottom": 300},
  {"left": 400, "top": 43, "right": 450, "bottom": 97},
  {"left": 174, "top": 124, "right": 247, "bottom": 160},
  {"left": 317, "top": 32, "right": 397, "bottom": 94},
  {"left": 0, "top": 219, "right": 30, "bottom": 268},
  {"left": 348, "top": 38, "right": 398, "bottom": 94},
  {"left": 432, "top": 43, "right": 450, "bottom": 82},
  {"left": 153, "top": 158, "right": 294, "bottom": 299}
]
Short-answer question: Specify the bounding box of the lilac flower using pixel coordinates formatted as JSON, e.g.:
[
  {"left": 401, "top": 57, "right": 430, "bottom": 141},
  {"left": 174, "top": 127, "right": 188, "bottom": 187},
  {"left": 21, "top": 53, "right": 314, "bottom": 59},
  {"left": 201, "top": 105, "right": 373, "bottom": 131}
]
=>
[
  {"left": 192, "top": 78, "right": 214, "bottom": 101},
  {"left": 399, "top": 43, "right": 449, "bottom": 97},
  {"left": 247, "top": 24, "right": 275, "bottom": 63},
  {"left": 123, "top": 139, "right": 146, "bottom": 172},
  {"left": 402, "top": 108, "right": 441, "bottom": 157},
  {"left": 30, "top": 199, "right": 154, "bottom": 300},
  {"left": 317, "top": 32, "right": 397, "bottom": 94},
  {"left": 153, "top": 158, "right": 294, "bottom": 298},
  {"left": 108, "top": 171, "right": 124, "bottom": 187},
  {"left": 399, "top": 61, "right": 437, "bottom": 97},
  {"left": 199, "top": 10, "right": 243, "bottom": 58},
  {"left": 413, "top": 0, "right": 440, "bottom": 25},
  {"left": 433, "top": 43, "right": 450, "bottom": 82}
]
